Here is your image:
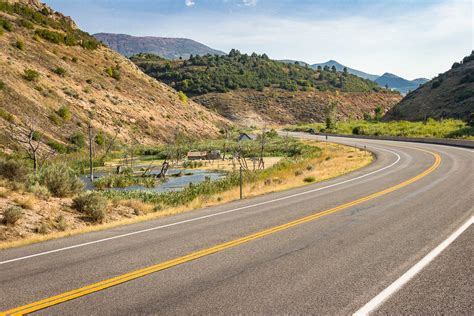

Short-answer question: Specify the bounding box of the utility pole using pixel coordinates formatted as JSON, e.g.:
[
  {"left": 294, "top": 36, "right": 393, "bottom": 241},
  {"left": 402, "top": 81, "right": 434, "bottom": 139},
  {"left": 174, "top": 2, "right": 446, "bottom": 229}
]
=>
[
  {"left": 239, "top": 166, "right": 243, "bottom": 200},
  {"left": 88, "top": 123, "right": 94, "bottom": 181}
]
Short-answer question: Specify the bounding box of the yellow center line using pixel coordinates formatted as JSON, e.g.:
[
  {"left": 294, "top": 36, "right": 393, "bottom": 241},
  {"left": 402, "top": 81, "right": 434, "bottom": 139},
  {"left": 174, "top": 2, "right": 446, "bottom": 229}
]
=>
[{"left": 1, "top": 147, "right": 441, "bottom": 316}]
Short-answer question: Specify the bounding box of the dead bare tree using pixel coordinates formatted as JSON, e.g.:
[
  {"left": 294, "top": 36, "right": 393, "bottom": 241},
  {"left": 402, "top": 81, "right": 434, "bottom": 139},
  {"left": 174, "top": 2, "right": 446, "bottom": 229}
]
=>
[
  {"left": 100, "top": 128, "right": 120, "bottom": 161},
  {"left": 8, "top": 122, "right": 46, "bottom": 175}
]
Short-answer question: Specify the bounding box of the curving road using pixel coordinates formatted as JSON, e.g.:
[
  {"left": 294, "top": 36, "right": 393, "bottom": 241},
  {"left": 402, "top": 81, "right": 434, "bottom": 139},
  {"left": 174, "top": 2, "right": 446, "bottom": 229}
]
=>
[{"left": 0, "top": 133, "right": 473, "bottom": 315}]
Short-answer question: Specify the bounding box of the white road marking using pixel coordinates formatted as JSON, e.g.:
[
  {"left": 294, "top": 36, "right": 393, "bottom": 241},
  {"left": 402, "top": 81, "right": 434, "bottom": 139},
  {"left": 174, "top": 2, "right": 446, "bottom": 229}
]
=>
[
  {"left": 353, "top": 215, "right": 474, "bottom": 316},
  {"left": 0, "top": 147, "right": 401, "bottom": 265}
]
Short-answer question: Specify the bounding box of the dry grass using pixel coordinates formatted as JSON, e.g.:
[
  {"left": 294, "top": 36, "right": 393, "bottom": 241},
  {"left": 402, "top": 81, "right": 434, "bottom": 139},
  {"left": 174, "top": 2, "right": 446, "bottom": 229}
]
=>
[
  {"left": 0, "top": 141, "right": 371, "bottom": 250},
  {"left": 14, "top": 197, "right": 35, "bottom": 210}
]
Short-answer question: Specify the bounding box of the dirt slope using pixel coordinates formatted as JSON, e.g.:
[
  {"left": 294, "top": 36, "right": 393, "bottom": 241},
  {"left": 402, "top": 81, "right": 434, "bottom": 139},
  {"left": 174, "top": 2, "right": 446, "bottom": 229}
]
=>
[
  {"left": 0, "top": 0, "right": 228, "bottom": 153},
  {"left": 194, "top": 89, "right": 401, "bottom": 127}
]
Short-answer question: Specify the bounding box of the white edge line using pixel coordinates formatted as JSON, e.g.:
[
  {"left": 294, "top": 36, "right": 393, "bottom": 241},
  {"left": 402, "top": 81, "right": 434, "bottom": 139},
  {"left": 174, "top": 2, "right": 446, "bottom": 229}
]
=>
[
  {"left": 0, "top": 146, "right": 401, "bottom": 266},
  {"left": 353, "top": 215, "right": 474, "bottom": 316}
]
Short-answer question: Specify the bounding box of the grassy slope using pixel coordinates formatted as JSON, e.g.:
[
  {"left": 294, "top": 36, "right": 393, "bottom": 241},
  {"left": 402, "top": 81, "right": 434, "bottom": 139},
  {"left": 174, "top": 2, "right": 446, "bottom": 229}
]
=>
[{"left": 0, "top": 1, "right": 228, "bottom": 153}]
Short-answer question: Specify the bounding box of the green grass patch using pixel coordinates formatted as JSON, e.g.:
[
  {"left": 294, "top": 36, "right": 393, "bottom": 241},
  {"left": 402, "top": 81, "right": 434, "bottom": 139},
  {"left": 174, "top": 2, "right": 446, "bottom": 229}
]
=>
[{"left": 286, "top": 119, "right": 474, "bottom": 139}]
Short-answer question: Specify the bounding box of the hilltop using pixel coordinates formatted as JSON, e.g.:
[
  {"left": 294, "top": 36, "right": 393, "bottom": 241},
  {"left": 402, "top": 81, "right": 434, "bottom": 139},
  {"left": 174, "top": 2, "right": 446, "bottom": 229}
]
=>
[
  {"left": 311, "top": 60, "right": 379, "bottom": 81},
  {"left": 94, "top": 33, "right": 225, "bottom": 59},
  {"left": 0, "top": 0, "right": 227, "bottom": 153},
  {"left": 375, "top": 73, "right": 426, "bottom": 94},
  {"left": 384, "top": 51, "right": 474, "bottom": 122},
  {"left": 131, "top": 51, "right": 401, "bottom": 126}
]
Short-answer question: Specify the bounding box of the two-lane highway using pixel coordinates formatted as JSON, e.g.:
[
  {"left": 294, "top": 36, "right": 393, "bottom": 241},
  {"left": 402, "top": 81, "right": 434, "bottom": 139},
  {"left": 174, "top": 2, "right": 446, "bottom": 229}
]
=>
[{"left": 1, "top": 134, "right": 472, "bottom": 315}]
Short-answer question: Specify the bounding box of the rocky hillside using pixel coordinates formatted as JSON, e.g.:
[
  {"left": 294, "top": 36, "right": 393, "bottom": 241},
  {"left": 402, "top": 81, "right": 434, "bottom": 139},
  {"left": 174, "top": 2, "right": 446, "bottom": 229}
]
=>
[
  {"left": 0, "top": 0, "right": 228, "bottom": 153},
  {"left": 94, "top": 33, "right": 225, "bottom": 59},
  {"left": 194, "top": 89, "right": 400, "bottom": 127},
  {"left": 384, "top": 51, "right": 474, "bottom": 121},
  {"left": 131, "top": 51, "right": 401, "bottom": 126}
]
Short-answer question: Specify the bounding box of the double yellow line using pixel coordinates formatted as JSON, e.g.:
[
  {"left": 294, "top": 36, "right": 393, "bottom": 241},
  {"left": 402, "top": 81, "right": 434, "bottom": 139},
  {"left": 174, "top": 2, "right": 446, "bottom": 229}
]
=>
[{"left": 1, "top": 148, "right": 441, "bottom": 315}]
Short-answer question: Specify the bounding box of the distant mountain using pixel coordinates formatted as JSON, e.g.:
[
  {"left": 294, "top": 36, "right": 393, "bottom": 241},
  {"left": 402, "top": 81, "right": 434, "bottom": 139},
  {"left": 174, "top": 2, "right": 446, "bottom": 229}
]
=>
[
  {"left": 94, "top": 33, "right": 225, "bottom": 59},
  {"left": 375, "top": 73, "right": 427, "bottom": 94},
  {"left": 384, "top": 51, "right": 474, "bottom": 121},
  {"left": 311, "top": 60, "right": 380, "bottom": 81},
  {"left": 279, "top": 59, "right": 310, "bottom": 67}
]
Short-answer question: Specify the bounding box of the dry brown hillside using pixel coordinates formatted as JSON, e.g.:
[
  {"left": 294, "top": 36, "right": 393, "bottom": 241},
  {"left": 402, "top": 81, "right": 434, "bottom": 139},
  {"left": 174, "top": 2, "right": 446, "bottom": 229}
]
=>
[
  {"left": 0, "top": 0, "right": 228, "bottom": 154},
  {"left": 194, "top": 89, "right": 401, "bottom": 127}
]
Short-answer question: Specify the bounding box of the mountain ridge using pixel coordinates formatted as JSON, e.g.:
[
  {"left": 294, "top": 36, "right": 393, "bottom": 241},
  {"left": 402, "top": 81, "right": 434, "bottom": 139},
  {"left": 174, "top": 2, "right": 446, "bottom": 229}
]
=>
[{"left": 94, "top": 33, "right": 225, "bottom": 59}]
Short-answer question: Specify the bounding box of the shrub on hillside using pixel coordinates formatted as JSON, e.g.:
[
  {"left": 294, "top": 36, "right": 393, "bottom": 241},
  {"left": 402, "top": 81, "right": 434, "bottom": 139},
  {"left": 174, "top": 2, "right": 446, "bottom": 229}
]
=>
[
  {"left": 0, "top": 80, "right": 5, "bottom": 90},
  {"left": 15, "top": 40, "right": 25, "bottom": 50},
  {"left": 68, "top": 132, "right": 86, "bottom": 148},
  {"left": 17, "top": 19, "right": 34, "bottom": 29},
  {"left": 53, "top": 67, "right": 66, "bottom": 76},
  {"left": 48, "top": 112, "right": 62, "bottom": 125},
  {"left": 28, "top": 182, "right": 51, "bottom": 199},
  {"left": 0, "top": 108, "right": 14, "bottom": 122},
  {"left": 72, "top": 192, "right": 107, "bottom": 222},
  {"left": 2, "top": 206, "right": 23, "bottom": 225},
  {"left": 178, "top": 91, "right": 187, "bottom": 104},
  {"left": 0, "top": 19, "right": 13, "bottom": 31},
  {"left": 57, "top": 105, "right": 72, "bottom": 120},
  {"left": 34, "top": 28, "right": 64, "bottom": 44},
  {"left": 22, "top": 69, "right": 39, "bottom": 81},
  {"left": 0, "top": 158, "right": 30, "bottom": 182},
  {"left": 39, "top": 164, "right": 84, "bottom": 197},
  {"left": 47, "top": 140, "right": 67, "bottom": 153}
]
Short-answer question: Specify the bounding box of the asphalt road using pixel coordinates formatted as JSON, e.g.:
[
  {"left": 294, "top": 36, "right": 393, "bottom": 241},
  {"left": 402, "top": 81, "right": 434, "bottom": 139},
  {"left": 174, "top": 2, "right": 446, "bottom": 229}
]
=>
[{"left": 0, "top": 133, "right": 473, "bottom": 315}]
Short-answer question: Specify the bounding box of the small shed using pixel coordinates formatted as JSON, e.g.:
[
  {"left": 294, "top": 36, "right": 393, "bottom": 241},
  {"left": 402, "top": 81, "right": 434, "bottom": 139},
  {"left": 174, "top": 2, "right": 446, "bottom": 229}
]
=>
[
  {"left": 237, "top": 133, "right": 257, "bottom": 142},
  {"left": 187, "top": 151, "right": 208, "bottom": 160}
]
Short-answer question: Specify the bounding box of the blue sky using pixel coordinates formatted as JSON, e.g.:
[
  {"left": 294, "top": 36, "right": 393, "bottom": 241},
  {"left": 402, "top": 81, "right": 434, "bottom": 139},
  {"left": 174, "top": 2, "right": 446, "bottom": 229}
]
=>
[{"left": 44, "top": 0, "right": 473, "bottom": 79}]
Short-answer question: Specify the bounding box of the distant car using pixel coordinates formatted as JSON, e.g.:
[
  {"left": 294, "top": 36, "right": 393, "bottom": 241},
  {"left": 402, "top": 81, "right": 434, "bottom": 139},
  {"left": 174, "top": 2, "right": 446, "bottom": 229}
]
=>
[{"left": 307, "top": 128, "right": 318, "bottom": 135}]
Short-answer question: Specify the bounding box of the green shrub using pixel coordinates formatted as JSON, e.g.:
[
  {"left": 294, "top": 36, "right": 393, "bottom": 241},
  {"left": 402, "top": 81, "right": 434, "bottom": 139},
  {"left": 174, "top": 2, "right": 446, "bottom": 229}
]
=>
[
  {"left": 0, "top": 27, "right": 3, "bottom": 36},
  {"left": 0, "top": 80, "right": 5, "bottom": 90},
  {"left": 0, "top": 158, "right": 30, "bottom": 182},
  {"left": 34, "top": 28, "right": 64, "bottom": 44},
  {"left": 95, "top": 132, "right": 105, "bottom": 146},
  {"left": 22, "top": 69, "right": 40, "bottom": 81},
  {"left": 105, "top": 66, "right": 121, "bottom": 81},
  {"left": 72, "top": 192, "right": 107, "bottom": 222},
  {"left": 0, "top": 108, "right": 14, "bottom": 122},
  {"left": 39, "top": 164, "right": 84, "bottom": 197},
  {"left": 17, "top": 19, "right": 34, "bottom": 29},
  {"left": 68, "top": 132, "right": 85, "bottom": 148},
  {"left": 178, "top": 91, "right": 187, "bottom": 104},
  {"left": 47, "top": 140, "right": 67, "bottom": 153},
  {"left": 15, "top": 40, "right": 25, "bottom": 50},
  {"left": 57, "top": 105, "right": 72, "bottom": 120},
  {"left": 53, "top": 67, "right": 66, "bottom": 76},
  {"left": 0, "top": 19, "right": 13, "bottom": 31},
  {"left": 71, "top": 57, "right": 78, "bottom": 63},
  {"left": 48, "top": 112, "right": 62, "bottom": 125},
  {"left": 56, "top": 214, "right": 67, "bottom": 231},
  {"left": 2, "top": 206, "right": 23, "bottom": 225},
  {"left": 303, "top": 176, "right": 316, "bottom": 183},
  {"left": 431, "top": 80, "right": 441, "bottom": 89},
  {"left": 36, "top": 221, "right": 49, "bottom": 234},
  {"left": 28, "top": 182, "right": 51, "bottom": 199}
]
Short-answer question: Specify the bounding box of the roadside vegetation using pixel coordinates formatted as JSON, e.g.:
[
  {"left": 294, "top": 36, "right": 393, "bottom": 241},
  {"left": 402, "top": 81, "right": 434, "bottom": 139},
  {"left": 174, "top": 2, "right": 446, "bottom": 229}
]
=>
[
  {"left": 286, "top": 119, "right": 474, "bottom": 139},
  {"left": 0, "top": 127, "right": 371, "bottom": 249}
]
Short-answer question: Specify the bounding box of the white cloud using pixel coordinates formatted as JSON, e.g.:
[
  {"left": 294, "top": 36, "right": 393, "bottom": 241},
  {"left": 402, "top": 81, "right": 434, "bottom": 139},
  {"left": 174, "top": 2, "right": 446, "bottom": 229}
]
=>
[
  {"left": 242, "top": 0, "right": 257, "bottom": 6},
  {"left": 185, "top": 0, "right": 195, "bottom": 7}
]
